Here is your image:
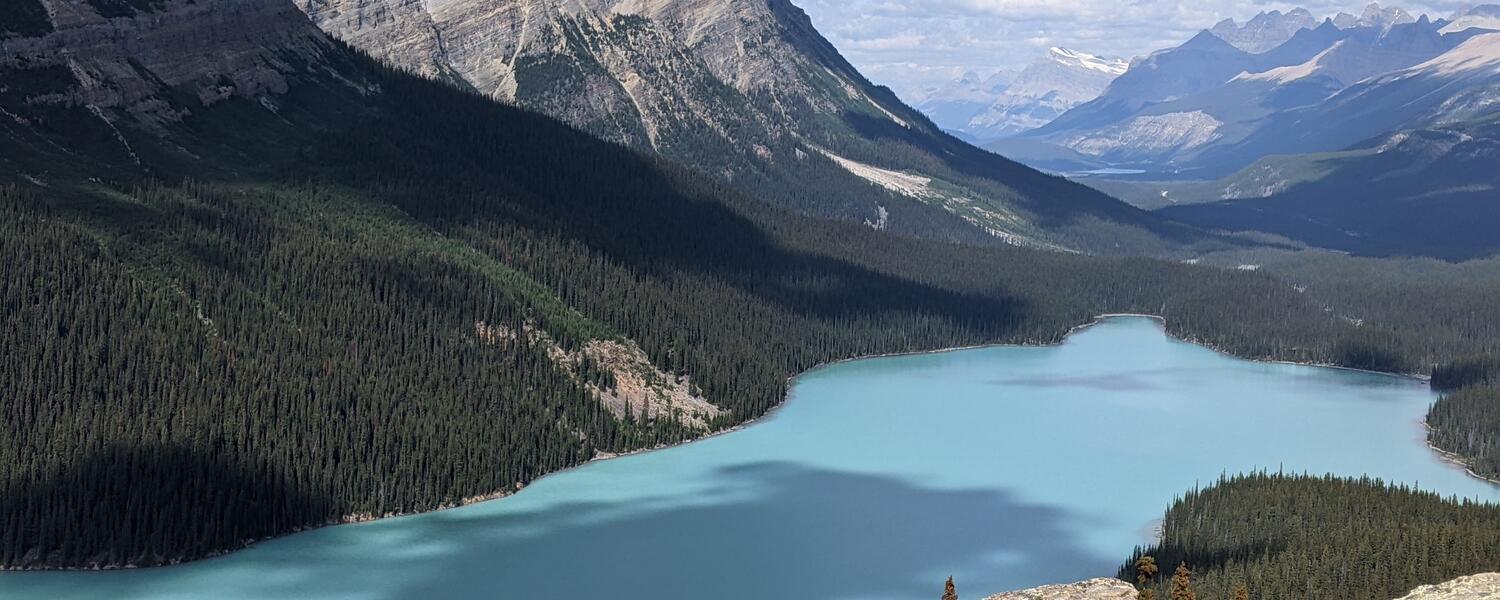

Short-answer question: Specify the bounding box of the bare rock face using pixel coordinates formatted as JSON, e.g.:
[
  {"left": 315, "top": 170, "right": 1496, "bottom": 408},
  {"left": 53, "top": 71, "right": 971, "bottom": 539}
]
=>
[
  {"left": 1, "top": 0, "right": 335, "bottom": 121},
  {"left": 292, "top": 0, "right": 449, "bottom": 80},
  {"left": 296, "top": 0, "right": 915, "bottom": 154},
  {"left": 1392, "top": 573, "right": 1500, "bottom": 600},
  {"left": 983, "top": 578, "right": 1137, "bottom": 600}
]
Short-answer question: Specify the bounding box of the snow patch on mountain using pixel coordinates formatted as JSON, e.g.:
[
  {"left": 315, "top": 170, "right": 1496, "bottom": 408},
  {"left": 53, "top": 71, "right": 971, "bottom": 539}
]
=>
[{"left": 1048, "top": 47, "right": 1128, "bottom": 75}]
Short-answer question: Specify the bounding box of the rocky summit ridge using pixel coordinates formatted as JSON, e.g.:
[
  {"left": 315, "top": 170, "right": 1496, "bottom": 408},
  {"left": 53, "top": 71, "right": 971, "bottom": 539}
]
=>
[{"left": 292, "top": 0, "right": 1196, "bottom": 255}]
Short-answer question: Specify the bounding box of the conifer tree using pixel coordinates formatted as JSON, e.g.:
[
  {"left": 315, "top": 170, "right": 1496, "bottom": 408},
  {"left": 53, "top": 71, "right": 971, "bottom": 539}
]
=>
[
  {"left": 942, "top": 576, "right": 958, "bottom": 600},
  {"left": 1233, "top": 583, "right": 1249, "bottom": 600},
  {"left": 1169, "top": 564, "right": 1196, "bottom": 600},
  {"left": 1136, "top": 556, "right": 1160, "bottom": 600}
]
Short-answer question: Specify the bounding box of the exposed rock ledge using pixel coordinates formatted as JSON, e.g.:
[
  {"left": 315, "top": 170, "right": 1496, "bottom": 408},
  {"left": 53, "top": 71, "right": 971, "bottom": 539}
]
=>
[
  {"left": 983, "top": 578, "right": 1136, "bottom": 600},
  {"left": 1394, "top": 574, "right": 1500, "bottom": 600}
]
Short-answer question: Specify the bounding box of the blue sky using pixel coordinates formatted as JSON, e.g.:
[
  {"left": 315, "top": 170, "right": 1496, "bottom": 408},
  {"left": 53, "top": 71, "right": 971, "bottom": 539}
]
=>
[{"left": 795, "top": 1, "right": 1467, "bottom": 100}]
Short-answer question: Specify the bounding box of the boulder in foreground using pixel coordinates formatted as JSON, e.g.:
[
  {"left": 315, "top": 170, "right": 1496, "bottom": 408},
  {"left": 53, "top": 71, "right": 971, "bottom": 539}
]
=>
[
  {"left": 983, "top": 578, "right": 1136, "bottom": 600},
  {"left": 1393, "top": 573, "right": 1500, "bottom": 600}
]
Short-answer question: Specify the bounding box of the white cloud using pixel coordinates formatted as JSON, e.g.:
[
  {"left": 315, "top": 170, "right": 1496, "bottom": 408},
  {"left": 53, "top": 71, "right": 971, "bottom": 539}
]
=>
[{"left": 793, "top": 0, "right": 1466, "bottom": 101}]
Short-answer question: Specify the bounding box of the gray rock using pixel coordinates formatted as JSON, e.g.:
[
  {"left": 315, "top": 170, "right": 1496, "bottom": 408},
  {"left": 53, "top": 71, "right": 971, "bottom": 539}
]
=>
[
  {"left": 983, "top": 578, "right": 1137, "bottom": 600},
  {"left": 1392, "top": 573, "right": 1500, "bottom": 600},
  {"left": 2, "top": 0, "right": 335, "bottom": 121}
]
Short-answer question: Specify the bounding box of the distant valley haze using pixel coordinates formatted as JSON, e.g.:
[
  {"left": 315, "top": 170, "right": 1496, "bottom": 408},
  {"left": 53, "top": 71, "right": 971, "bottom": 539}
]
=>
[{"left": 797, "top": 0, "right": 1470, "bottom": 102}]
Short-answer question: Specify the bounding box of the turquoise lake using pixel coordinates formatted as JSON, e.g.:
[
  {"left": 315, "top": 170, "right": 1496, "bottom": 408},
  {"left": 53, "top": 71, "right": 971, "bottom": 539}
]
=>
[{"left": 4, "top": 316, "right": 1497, "bottom": 599}]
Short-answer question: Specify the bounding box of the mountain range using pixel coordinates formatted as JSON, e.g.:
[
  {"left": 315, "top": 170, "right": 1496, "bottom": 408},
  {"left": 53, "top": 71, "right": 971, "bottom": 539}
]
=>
[
  {"left": 977, "top": 3, "right": 1500, "bottom": 258},
  {"left": 1159, "top": 33, "right": 1500, "bottom": 259},
  {"left": 1006, "top": 4, "right": 1498, "bottom": 177},
  {"left": 917, "top": 47, "right": 1128, "bottom": 143},
  {"left": 290, "top": 0, "right": 1198, "bottom": 255}
]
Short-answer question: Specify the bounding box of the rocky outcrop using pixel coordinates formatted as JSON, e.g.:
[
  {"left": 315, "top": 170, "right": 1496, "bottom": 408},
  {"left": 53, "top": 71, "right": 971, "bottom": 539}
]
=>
[
  {"left": 983, "top": 578, "right": 1137, "bottom": 600},
  {"left": 1, "top": 0, "right": 335, "bottom": 122},
  {"left": 1392, "top": 573, "right": 1500, "bottom": 599},
  {"left": 293, "top": 0, "right": 447, "bottom": 80},
  {"left": 475, "top": 321, "right": 724, "bottom": 430},
  {"left": 582, "top": 339, "right": 724, "bottom": 429}
]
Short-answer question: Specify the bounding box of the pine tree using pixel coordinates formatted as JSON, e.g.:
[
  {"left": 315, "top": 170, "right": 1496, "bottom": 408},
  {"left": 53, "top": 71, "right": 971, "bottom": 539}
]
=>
[
  {"left": 1169, "top": 564, "right": 1196, "bottom": 600},
  {"left": 1136, "top": 556, "right": 1160, "bottom": 600},
  {"left": 1233, "top": 583, "right": 1249, "bottom": 600},
  {"left": 942, "top": 576, "right": 958, "bottom": 600}
]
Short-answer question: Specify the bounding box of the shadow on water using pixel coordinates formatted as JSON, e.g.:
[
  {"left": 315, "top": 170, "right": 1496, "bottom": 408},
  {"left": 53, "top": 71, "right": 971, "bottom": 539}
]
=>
[
  {"left": 38, "top": 462, "right": 1115, "bottom": 600},
  {"left": 379, "top": 462, "right": 1112, "bottom": 600}
]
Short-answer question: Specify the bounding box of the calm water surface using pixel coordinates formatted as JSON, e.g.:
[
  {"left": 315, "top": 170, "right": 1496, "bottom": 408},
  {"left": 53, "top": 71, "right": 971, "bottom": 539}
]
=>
[{"left": 4, "top": 317, "right": 1496, "bottom": 599}]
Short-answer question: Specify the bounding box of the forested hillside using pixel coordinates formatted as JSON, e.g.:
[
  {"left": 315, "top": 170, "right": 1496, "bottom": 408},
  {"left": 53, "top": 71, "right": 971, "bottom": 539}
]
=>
[
  {"left": 1161, "top": 115, "right": 1500, "bottom": 261},
  {"left": 3, "top": 0, "right": 1500, "bottom": 570},
  {"left": 1124, "top": 473, "right": 1500, "bottom": 600}
]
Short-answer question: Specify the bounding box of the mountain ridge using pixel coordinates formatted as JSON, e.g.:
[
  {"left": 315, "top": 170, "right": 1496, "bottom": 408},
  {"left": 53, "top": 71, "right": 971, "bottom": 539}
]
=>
[{"left": 293, "top": 0, "right": 1208, "bottom": 255}]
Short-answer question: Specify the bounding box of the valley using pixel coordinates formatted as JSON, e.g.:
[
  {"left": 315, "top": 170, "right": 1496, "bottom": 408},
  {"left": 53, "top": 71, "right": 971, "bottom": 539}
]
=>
[{"left": 2, "top": 0, "right": 1500, "bottom": 598}]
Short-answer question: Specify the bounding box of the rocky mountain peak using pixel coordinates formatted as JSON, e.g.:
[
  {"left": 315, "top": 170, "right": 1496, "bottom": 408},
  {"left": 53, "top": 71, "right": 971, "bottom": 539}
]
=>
[
  {"left": 1361, "top": 2, "right": 1417, "bottom": 29},
  {"left": 1210, "top": 8, "right": 1320, "bottom": 53}
]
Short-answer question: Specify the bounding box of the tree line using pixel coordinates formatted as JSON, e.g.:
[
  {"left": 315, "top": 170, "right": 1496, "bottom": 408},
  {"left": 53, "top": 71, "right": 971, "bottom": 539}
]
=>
[{"left": 1122, "top": 473, "right": 1500, "bottom": 600}]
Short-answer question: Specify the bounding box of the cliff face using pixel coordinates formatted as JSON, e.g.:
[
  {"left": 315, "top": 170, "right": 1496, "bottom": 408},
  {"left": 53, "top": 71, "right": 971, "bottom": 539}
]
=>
[
  {"left": 1393, "top": 573, "right": 1500, "bottom": 600},
  {"left": 293, "top": 0, "right": 1196, "bottom": 255},
  {"left": 982, "top": 578, "right": 1137, "bottom": 600},
  {"left": 2, "top": 0, "right": 334, "bottom": 121},
  {"left": 293, "top": 0, "right": 882, "bottom": 151}
]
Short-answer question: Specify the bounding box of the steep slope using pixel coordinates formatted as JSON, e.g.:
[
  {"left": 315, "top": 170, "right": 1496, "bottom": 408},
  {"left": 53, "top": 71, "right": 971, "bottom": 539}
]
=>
[
  {"left": 1183, "top": 30, "right": 1500, "bottom": 180},
  {"left": 1160, "top": 114, "right": 1500, "bottom": 260},
  {"left": 1021, "top": 24, "right": 1348, "bottom": 168},
  {"left": 1441, "top": 4, "right": 1500, "bottom": 34},
  {"left": 292, "top": 0, "right": 1205, "bottom": 255},
  {"left": 916, "top": 69, "right": 1015, "bottom": 137}
]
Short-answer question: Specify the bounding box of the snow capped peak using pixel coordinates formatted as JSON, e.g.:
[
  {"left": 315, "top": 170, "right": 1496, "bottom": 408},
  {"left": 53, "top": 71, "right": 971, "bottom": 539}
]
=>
[{"left": 1048, "top": 47, "right": 1128, "bottom": 75}]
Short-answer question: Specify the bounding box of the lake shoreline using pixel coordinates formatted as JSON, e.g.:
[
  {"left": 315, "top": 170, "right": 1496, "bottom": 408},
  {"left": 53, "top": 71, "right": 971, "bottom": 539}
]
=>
[
  {"left": 2, "top": 313, "right": 1449, "bottom": 573},
  {"left": 1424, "top": 423, "right": 1500, "bottom": 487}
]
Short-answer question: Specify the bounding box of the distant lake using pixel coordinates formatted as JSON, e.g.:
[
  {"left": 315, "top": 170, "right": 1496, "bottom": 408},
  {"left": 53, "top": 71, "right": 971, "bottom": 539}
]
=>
[
  {"left": 4, "top": 317, "right": 1495, "bottom": 600},
  {"left": 1074, "top": 168, "right": 1148, "bottom": 176}
]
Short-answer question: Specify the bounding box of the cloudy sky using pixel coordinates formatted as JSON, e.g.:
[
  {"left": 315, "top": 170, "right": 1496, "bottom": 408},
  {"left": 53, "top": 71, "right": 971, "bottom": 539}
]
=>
[{"left": 794, "top": 1, "right": 1468, "bottom": 101}]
